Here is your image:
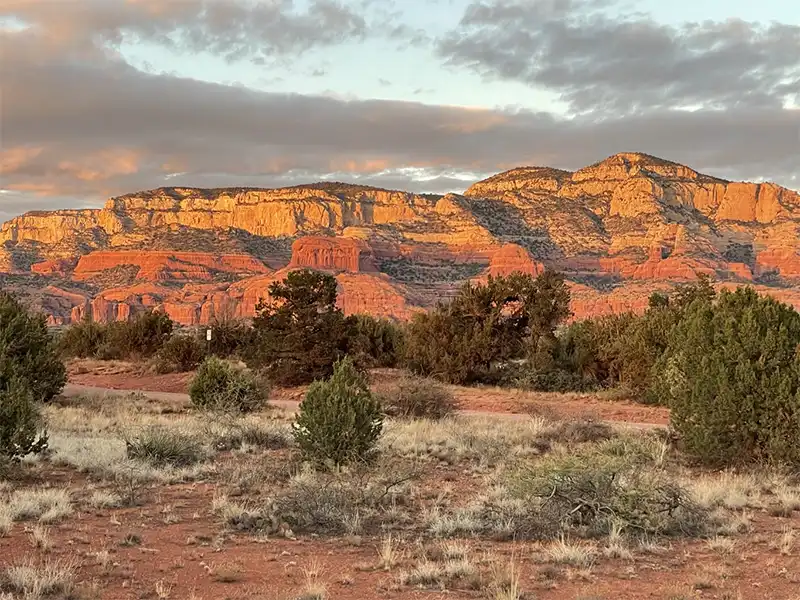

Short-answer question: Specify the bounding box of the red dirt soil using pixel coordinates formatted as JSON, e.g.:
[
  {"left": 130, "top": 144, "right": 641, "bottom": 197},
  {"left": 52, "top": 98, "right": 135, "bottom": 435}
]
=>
[
  {"left": 0, "top": 478, "right": 798, "bottom": 600},
  {"left": 66, "top": 361, "right": 670, "bottom": 426}
]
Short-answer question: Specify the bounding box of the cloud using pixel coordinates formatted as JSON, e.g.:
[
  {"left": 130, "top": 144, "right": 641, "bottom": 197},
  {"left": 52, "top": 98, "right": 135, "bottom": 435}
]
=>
[
  {"left": 0, "top": 0, "right": 798, "bottom": 218},
  {"left": 1, "top": 0, "right": 368, "bottom": 63},
  {"left": 437, "top": 0, "right": 800, "bottom": 115}
]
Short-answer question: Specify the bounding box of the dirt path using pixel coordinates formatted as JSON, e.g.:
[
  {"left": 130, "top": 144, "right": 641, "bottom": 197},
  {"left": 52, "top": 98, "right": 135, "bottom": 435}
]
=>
[{"left": 61, "top": 383, "right": 666, "bottom": 431}]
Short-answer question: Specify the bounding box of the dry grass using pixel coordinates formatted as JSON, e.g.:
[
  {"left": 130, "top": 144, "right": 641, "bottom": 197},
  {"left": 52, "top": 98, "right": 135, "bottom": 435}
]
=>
[
  {"left": 0, "top": 488, "right": 72, "bottom": 525},
  {"left": 485, "top": 558, "right": 523, "bottom": 600},
  {"left": 376, "top": 535, "right": 402, "bottom": 571},
  {"left": 706, "top": 535, "right": 737, "bottom": 555},
  {"left": 28, "top": 525, "right": 52, "bottom": 551},
  {"left": 1, "top": 558, "right": 76, "bottom": 600},
  {"left": 87, "top": 489, "right": 122, "bottom": 509},
  {"left": 381, "top": 415, "right": 555, "bottom": 465},
  {"left": 296, "top": 561, "right": 327, "bottom": 600},
  {"left": 775, "top": 526, "right": 795, "bottom": 556},
  {"left": 546, "top": 536, "right": 597, "bottom": 567}
]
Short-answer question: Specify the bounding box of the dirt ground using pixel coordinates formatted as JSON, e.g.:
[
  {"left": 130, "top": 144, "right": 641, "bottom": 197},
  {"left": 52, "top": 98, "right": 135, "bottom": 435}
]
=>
[
  {"left": 66, "top": 360, "right": 670, "bottom": 426},
  {"left": 1, "top": 360, "right": 797, "bottom": 600}
]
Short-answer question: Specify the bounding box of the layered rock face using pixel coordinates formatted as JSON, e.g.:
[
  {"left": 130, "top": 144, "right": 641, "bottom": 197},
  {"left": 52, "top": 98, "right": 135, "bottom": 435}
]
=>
[{"left": 3, "top": 153, "right": 799, "bottom": 324}]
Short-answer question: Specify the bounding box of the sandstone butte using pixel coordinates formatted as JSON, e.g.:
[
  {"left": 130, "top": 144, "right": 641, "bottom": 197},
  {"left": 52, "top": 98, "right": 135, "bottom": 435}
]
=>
[{"left": 2, "top": 152, "right": 799, "bottom": 326}]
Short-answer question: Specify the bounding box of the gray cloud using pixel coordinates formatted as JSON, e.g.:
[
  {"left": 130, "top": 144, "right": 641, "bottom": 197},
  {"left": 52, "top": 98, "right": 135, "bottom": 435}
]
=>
[
  {"left": 1, "top": 0, "right": 367, "bottom": 63},
  {"left": 437, "top": 0, "right": 800, "bottom": 115},
  {"left": 0, "top": 0, "right": 798, "bottom": 220}
]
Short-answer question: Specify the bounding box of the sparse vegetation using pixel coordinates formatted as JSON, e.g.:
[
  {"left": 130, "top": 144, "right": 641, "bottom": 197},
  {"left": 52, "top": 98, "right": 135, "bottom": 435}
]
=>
[{"left": 6, "top": 267, "right": 800, "bottom": 598}]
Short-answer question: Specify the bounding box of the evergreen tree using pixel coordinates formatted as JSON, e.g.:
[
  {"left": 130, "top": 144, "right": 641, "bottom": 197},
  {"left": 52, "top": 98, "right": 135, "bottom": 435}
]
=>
[
  {"left": 654, "top": 287, "right": 800, "bottom": 465},
  {"left": 248, "top": 269, "right": 354, "bottom": 385}
]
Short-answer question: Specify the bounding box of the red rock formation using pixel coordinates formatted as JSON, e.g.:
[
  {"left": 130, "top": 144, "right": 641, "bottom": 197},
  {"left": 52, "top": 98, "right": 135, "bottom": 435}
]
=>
[
  {"left": 1, "top": 153, "right": 798, "bottom": 325},
  {"left": 756, "top": 248, "right": 800, "bottom": 278},
  {"left": 73, "top": 251, "right": 271, "bottom": 282},
  {"left": 486, "top": 244, "right": 545, "bottom": 277},
  {"left": 31, "top": 258, "right": 77, "bottom": 276},
  {"left": 288, "top": 236, "right": 377, "bottom": 273}
]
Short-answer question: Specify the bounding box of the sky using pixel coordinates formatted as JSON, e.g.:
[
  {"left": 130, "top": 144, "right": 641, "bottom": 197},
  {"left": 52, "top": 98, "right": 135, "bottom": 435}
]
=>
[{"left": 0, "top": 0, "right": 798, "bottom": 220}]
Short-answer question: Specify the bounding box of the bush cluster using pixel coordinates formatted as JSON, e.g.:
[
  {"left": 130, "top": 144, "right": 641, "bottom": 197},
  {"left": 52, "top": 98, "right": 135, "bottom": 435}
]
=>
[
  {"left": 654, "top": 287, "right": 800, "bottom": 465},
  {"left": 404, "top": 271, "right": 571, "bottom": 385},
  {"left": 59, "top": 310, "right": 174, "bottom": 361},
  {"left": 57, "top": 270, "right": 403, "bottom": 384},
  {"left": 153, "top": 334, "right": 206, "bottom": 373}
]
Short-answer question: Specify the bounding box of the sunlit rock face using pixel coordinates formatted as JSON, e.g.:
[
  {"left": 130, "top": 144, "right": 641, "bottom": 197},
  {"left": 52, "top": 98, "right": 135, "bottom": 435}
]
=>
[{"left": 3, "top": 154, "right": 799, "bottom": 324}]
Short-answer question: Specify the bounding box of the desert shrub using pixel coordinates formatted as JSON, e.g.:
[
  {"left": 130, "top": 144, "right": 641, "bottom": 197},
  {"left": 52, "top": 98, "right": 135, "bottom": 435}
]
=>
[
  {"left": 0, "top": 292, "right": 66, "bottom": 403},
  {"left": 654, "top": 287, "right": 800, "bottom": 465},
  {"left": 189, "top": 357, "right": 269, "bottom": 413},
  {"left": 347, "top": 314, "right": 405, "bottom": 368},
  {"left": 506, "top": 448, "right": 708, "bottom": 538},
  {"left": 247, "top": 269, "right": 354, "bottom": 385},
  {"left": 386, "top": 375, "right": 458, "bottom": 420},
  {"left": 511, "top": 364, "right": 596, "bottom": 393},
  {"left": 153, "top": 334, "right": 206, "bottom": 373},
  {"left": 206, "top": 317, "right": 254, "bottom": 358},
  {"left": 404, "top": 271, "right": 571, "bottom": 385},
  {"left": 0, "top": 380, "right": 48, "bottom": 463},
  {"left": 217, "top": 461, "right": 415, "bottom": 535},
  {"left": 98, "top": 309, "right": 174, "bottom": 359},
  {"left": 124, "top": 427, "right": 206, "bottom": 467},
  {"left": 292, "top": 356, "right": 383, "bottom": 467},
  {"left": 58, "top": 316, "right": 107, "bottom": 358}
]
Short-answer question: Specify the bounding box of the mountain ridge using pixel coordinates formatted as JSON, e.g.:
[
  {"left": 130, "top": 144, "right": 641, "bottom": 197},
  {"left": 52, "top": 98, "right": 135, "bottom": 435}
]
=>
[{"left": 2, "top": 152, "right": 799, "bottom": 325}]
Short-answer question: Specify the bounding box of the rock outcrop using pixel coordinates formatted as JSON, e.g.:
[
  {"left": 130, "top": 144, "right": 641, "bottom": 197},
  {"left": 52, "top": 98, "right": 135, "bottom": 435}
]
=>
[
  {"left": 288, "top": 236, "right": 377, "bottom": 273},
  {"left": 2, "top": 153, "right": 799, "bottom": 324},
  {"left": 72, "top": 251, "right": 271, "bottom": 282},
  {"left": 486, "top": 244, "right": 545, "bottom": 278}
]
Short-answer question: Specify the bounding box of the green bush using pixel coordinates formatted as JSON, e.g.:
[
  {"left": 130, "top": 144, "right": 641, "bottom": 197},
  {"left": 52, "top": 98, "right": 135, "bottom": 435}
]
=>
[
  {"left": 247, "top": 269, "right": 354, "bottom": 385},
  {"left": 293, "top": 356, "right": 383, "bottom": 467},
  {"left": 0, "top": 292, "right": 66, "bottom": 403},
  {"left": 654, "top": 287, "right": 800, "bottom": 465},
  {"left": 125, "top": 427, "right": 206, "bottom": 467},
  {"left": 0, "top": 380, "right": 49, "bottom": 463},
  {"left": 511, "top": 364, "right": 596, "bottom": 393},
  {"left": 189, "top": 357, "right": 269, "bottom": 413},
  {"left": 386, "top": 375, "right": 458, "bottom": 420},
  {"left": 347, "top": 314, "right": 404, "bottom": 368},
  {"left": 58, "top": 316, "right": 107, "bottom": 358},
  {"left": 61, "top": 309, "right": 175, "bottom": 360},
  {"left": 101, "top": 310, "right": 174, "bottom": 359},
  {"left": 206, "top": 317, "right": 254, "bottom": 358},
  {"left": 554, "top": 277, "right": 719, "bottom": 400},
  {"left": 153, "top": 334, "right": 206, "bottom": 373},
  {"left": 404, "top": 271, "right": 571, "bottom": 385}
]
